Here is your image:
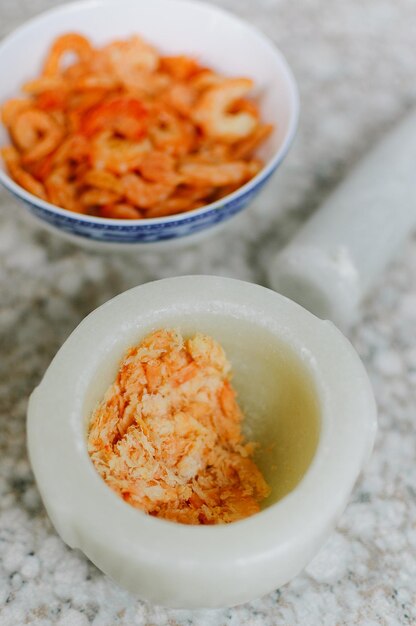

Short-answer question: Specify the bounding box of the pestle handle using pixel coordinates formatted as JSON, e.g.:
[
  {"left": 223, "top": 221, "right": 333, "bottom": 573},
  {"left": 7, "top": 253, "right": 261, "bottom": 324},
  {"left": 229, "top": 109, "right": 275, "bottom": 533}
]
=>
[{"left": 268, "top": 111, "right": 416, "bottom": 330}]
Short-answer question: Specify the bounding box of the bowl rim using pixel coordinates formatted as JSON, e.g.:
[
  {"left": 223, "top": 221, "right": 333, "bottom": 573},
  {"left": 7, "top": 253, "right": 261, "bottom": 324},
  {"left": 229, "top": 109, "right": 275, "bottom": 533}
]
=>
[
  {"left": 0, "top": 0, "right": 299, "bottom": 226},
  {"left": 27, "top": 276, "right": 377, "bottom": 607}
]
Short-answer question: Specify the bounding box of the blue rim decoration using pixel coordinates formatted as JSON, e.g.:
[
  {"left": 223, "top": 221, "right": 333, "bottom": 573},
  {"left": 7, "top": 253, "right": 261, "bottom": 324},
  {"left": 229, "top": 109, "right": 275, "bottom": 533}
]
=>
[{"left": 1, "top": 163, "right": 278, "bottom": 244}]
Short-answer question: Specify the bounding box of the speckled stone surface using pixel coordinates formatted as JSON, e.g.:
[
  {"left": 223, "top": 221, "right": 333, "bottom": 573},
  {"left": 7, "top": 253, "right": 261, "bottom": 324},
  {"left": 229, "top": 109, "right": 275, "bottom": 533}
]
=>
[{"left": 1, "top": 0, "right": 416, "bottom": 624}]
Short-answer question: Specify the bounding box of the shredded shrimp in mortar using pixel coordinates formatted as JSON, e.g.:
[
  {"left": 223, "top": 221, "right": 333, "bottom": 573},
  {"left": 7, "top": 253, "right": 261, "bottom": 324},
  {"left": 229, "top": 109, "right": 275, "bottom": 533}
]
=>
[
  {"left": 1, "top": 33, "right": 273, "bottom": 219},
  {"left": 88, "top": 329, "right": 270, "bottom": 524}
]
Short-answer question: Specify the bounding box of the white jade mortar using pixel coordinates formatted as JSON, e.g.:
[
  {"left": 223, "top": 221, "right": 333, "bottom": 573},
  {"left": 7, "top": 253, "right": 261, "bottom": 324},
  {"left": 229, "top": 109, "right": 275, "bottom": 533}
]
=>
[{"left": 27, "top": 276, "right": 376, "bottom": 609}]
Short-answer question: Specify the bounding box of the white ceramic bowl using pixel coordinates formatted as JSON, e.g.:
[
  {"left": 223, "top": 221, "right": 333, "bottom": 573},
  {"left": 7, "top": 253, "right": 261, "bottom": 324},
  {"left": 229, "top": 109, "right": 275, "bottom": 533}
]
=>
[
  {"left": 0, "top": 0, "right": 299, "bottom": 250},
  {"left": 27, "top": 276, "right": 377, "bottom": 609}
]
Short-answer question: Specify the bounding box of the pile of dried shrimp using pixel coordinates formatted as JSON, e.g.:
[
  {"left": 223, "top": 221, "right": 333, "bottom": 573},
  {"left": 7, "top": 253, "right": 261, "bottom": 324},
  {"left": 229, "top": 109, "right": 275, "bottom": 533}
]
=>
[
  {"left": 88, "top": 329, "right": 270, "bottom": 524},
  {"left": 1, "top": 32, "right": 273, "bottom": 219}
]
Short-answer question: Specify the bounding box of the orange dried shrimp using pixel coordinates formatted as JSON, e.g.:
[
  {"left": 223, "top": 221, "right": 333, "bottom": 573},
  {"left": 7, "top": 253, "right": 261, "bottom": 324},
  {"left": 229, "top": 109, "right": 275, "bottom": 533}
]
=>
[
  {"left": 1, "top": 33, "right": 273, "bottom": 219},
  {"left": 88, "top": 329, "right": 270, "bottom": 524}
]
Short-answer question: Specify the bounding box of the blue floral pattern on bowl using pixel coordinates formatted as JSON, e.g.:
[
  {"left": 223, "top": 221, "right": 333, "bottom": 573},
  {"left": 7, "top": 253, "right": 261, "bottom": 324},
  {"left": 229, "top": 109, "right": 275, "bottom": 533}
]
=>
[{"left": 3, "top": 164, "right": 277, "bottom": 244}]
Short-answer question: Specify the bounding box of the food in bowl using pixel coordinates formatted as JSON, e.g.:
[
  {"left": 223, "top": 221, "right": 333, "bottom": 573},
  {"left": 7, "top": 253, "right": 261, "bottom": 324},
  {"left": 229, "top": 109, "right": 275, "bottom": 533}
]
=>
[
  {"left": 0, "top": 32, "right": 273, "bottom": 219},
  {"left": 87, "top": 328, "right": 270, "bottom": 524}
]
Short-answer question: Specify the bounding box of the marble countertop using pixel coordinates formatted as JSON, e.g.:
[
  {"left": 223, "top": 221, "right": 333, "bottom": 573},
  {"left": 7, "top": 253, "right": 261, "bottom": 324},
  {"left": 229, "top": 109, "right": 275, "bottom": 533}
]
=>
[{"left": 1, "top": 0, "right": 416, "bottom": 624}]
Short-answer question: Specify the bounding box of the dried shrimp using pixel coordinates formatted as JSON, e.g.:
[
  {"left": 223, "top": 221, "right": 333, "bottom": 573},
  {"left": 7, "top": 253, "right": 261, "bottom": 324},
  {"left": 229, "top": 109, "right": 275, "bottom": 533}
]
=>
[
  {"left": 88, "top": 329, "right": 270, "bottom": 524},
  {"left": 1, "top": 32, "right": 273, "bottom": 218}
]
